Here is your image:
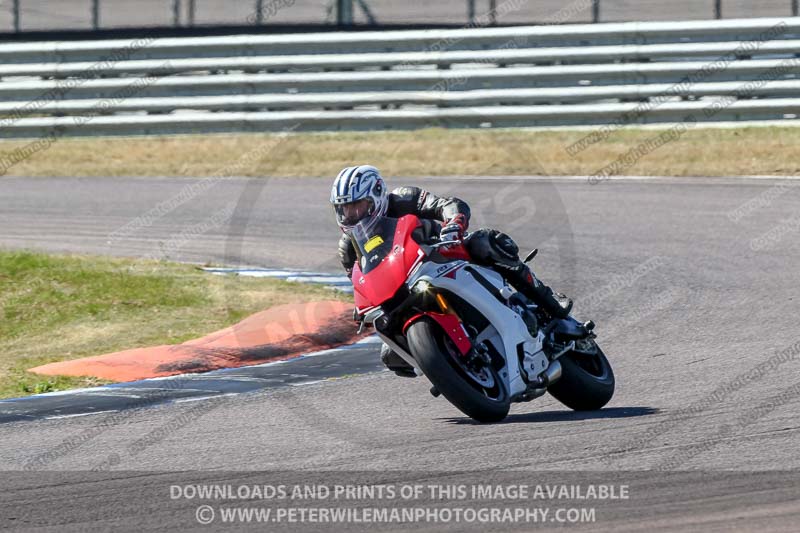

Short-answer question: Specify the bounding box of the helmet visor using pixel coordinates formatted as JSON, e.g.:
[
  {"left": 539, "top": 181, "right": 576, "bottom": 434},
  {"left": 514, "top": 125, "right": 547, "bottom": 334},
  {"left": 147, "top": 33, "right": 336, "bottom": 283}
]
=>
[{"left": 335, "top": 198, "right": 373, "bottom": 228}]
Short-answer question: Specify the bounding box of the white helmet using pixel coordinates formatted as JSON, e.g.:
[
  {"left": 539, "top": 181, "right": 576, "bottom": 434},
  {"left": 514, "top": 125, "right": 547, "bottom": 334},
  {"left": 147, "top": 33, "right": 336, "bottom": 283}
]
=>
[{"left": 330, "top": 165, "right": 388, "bottom": 232}]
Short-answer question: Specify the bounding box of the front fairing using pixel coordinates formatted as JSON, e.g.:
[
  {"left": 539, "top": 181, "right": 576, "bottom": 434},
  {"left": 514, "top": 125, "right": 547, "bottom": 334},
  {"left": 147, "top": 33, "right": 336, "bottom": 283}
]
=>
[{"left": 351, "top": 215, "right": 422, "bottom": 311}]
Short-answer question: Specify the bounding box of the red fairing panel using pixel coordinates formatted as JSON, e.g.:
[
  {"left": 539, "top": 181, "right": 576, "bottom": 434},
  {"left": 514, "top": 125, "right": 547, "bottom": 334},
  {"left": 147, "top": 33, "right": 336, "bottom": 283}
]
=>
[
  {"left": 403, "top": 312, "right": 472, "bottom": 356},
  {"left": 353, "top": 215, "right": 422, "bottom": 311},
  {"left": 438, "top": 242, "right": 471, "bottom": 262}
]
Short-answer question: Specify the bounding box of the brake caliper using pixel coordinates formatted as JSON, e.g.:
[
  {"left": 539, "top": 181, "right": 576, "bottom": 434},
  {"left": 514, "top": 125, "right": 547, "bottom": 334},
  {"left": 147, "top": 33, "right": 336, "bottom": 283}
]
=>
[{"left": 465, "top": 342, "right": 492, "bottom": 371}]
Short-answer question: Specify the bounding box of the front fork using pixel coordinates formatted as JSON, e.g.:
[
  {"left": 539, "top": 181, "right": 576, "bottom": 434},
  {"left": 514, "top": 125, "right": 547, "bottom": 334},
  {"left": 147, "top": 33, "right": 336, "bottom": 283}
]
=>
[
  {"left": 376, "top": 331, "right": 422, "bottom": 375},
  {"left": 373, "top": 289, "right": 479, "bottom": 377}
]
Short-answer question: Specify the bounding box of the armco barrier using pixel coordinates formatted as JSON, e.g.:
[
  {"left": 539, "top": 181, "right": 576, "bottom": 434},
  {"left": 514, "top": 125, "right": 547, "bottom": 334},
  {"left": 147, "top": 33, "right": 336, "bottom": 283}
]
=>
[{"left": 0, "top": 16, "right": 798, "bottom": 137}]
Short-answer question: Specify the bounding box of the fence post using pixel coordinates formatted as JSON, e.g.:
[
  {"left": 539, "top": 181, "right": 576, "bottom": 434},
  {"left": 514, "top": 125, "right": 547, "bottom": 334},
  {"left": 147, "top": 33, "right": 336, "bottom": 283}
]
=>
[
  {"left": 467, "top": 0, "right": 475, "bottom": 24},
  {"left": 172, "top": 0, "right": 180, "bottom": 26},
  {"left": 489, "top": 0, "right": 496, "bottom": 25},
  {"left": 92, "top": 0, "right": 100, "bottom": 30},
  {"left": 793, "top": 0, "right": 798, "bottom": 16},
  {"left": 337, "top": 0, "right": 353, "bottom": 26},
  {"left": 12, "top": 0, "right": 20, "bottom": 32},
  {"left": 714, "top": 0, "right": 722, "bottom": 19},
  {"left": 592, "top": 0, "right": 600, "bottom": 22},
  {"left": 188, "top": 0, "right": 195, "bottom": 26}
]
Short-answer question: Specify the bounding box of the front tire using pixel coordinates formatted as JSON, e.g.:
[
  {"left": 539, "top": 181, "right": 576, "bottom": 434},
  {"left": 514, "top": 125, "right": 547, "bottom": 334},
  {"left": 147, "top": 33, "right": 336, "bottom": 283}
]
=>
[
  {"left": 548, "top": 343, "right": 615, "bottom": 411},
  {"left": 407, "top": 319, "right": 510, "bottom": 423}
]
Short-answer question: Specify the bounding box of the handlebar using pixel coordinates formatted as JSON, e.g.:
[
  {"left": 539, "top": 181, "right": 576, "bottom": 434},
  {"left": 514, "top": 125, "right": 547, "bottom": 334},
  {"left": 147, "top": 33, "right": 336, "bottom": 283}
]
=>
[
  {"left": 420, "top": 239, "right": 470, "bottom": 261},
  {"left": 427, "top": 239, "right": 463, "bottom": 250}
]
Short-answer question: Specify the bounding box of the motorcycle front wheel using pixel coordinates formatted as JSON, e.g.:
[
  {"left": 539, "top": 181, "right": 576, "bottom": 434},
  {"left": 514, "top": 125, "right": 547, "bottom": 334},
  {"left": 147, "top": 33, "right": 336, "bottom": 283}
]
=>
[{"left": 407, "top": 318, "right": 510, "bottom": 423}]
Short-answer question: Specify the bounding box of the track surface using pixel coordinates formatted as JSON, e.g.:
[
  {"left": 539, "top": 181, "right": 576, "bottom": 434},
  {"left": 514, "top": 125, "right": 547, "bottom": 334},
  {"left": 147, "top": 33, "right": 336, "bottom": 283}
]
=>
[{"left": 1, "top": 175, "right": 800, "bottom": 530}]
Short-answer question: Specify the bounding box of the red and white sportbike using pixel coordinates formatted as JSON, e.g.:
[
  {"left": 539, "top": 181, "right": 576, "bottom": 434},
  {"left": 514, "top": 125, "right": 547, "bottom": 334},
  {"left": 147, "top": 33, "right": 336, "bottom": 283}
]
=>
[{"left": 352, "top": 214, "right": 615, "bottom": 423}]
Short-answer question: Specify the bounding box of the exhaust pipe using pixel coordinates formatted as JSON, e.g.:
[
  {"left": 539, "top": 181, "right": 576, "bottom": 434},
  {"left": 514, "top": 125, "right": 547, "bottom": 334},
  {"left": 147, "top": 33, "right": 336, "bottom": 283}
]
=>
[
  {"left": 544, "top": 360, "right": 562, "bottom": 386},
  {"left": 513, "top": 360, "right": 564, "bottom": 403}
]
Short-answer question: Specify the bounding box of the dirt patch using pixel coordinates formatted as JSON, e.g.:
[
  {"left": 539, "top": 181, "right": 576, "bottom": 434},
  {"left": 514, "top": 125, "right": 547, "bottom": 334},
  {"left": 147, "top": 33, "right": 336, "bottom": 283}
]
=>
[{"left": 29, "top": 301, "right": 367, "bottom": 382}]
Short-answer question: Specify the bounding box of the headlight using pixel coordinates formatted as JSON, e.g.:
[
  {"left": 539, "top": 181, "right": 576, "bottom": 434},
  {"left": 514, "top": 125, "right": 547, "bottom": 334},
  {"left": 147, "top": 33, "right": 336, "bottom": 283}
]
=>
[{"left": 413, "top": 280, "right": 431, "bottom": 293}]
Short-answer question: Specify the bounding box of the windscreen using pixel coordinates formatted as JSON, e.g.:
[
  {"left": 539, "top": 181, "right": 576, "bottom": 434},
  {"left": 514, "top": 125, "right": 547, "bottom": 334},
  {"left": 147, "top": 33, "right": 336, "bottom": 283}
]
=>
[{"left": 349, "top": 216, "right": 398, "bottom": 275}]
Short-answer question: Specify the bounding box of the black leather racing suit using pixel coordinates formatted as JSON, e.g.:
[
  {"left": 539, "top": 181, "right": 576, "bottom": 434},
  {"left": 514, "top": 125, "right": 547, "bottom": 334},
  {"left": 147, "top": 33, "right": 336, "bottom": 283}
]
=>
[{"left": 338, "top": 187, "right": 571, "bottom": 377}]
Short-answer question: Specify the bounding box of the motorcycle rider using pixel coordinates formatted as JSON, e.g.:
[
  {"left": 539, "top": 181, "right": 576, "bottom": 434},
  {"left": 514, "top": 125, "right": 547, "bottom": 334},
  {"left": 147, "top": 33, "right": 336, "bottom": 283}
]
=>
[{"left": 331, "top": 164, "right": 572, "bottom": 377}]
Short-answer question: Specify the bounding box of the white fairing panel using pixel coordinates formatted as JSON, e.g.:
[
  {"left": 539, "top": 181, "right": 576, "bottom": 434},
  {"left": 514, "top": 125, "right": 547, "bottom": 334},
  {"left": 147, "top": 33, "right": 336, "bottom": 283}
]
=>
[{"left": 410, "top": 261, "right": 548, "bottom": 398}]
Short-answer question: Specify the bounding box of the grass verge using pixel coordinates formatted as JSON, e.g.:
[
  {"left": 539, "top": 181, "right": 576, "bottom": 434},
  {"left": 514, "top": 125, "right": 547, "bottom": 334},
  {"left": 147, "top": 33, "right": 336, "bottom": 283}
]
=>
[
  {"left": 0, "top": 126, "right": 798, "bottom": 178},
  {"left": 0, "top": 249, "right": 351, "bottom": 399}
]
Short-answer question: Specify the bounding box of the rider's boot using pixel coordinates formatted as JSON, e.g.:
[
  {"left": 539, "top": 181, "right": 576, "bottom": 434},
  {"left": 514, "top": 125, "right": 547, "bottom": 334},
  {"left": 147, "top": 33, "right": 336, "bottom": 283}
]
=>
[
  {"left": 504, "top": 263, "right": 573, "bottom": 320},
  {"left": 380, "top": 343, "right": 417, "bottom": 378}
]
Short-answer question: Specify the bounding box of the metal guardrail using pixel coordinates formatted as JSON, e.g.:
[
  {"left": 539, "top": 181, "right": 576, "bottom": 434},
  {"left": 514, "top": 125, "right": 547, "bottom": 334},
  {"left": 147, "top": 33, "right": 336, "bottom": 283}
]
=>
[
  {"left": 5, "top": 40, "right": 800, "bottom": 77},
  {"left": 0, "top": 17, "right": 799, "bottom": 138},
  {"left": 3, "top": 60, "right": 800, "bottom": 99},
  {"left": 5, "top": 100, "right": 800, "bottom": 138},
  {"left": 4, "top": 81, "right": 800, "bottom": 116},
  {"left": 3, "top": 17, "right": 800, "bottom": 60}
]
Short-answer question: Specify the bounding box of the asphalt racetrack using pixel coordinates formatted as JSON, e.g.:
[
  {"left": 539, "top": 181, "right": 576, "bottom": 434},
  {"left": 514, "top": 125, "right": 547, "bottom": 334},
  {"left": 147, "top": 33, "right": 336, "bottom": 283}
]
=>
[{"left": 1, "top": 175, "right": 800, "bottom": 531}]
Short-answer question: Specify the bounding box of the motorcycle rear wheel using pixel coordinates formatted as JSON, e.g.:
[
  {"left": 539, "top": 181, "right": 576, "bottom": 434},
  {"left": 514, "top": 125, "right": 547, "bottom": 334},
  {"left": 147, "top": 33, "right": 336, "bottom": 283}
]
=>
[
  {"left": 548, "top": 343, "right": 615, "bottom": 411},
  {"left": 407, "top": 318, "right": 510, "bottom": 423}
]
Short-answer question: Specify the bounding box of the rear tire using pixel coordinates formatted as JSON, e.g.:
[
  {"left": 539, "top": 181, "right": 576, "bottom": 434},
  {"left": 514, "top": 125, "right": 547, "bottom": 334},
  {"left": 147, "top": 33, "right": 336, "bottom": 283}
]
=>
[
  {"left": 548, "top": 344, "right": 615, "bottom": 411},
  {"left": 407, "top": 319, "right": 510, "bottom": 423}
]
